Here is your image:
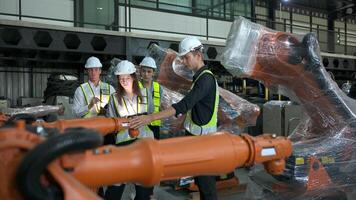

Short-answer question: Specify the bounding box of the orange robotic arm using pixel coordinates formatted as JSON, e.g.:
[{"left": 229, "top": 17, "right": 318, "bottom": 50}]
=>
[
  {"left": 2, "top": 120, "right": 291, "bottom": 200},
  {"left": 67, "top": 133, "right": 291, "bottom": 187},
  {"left": 33, "top": 116, "right": 129, "bottom": 135}
]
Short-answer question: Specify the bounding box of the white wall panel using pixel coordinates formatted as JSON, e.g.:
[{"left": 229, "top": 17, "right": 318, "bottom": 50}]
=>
[
  {"left": 0, "top": 0, "right": 18, "bottom": 14},
  {"left": 0, "top": 0, "right": 19, "bottom": 20},
  {"left": 208, "top": 19, "right": 231, "bottom": 38},
  {"left": 293, "top": 13, "right": 309, "bottom": 22},
  {"left": 312, "top": 17, "right": 327, "bottom": 26},
  {"left": 255, "top": 6, "right": 266, "bottom": 16},
  {"left": 22, "top": 0, "right": 73, "bottom": 26},
  {"left": 130, "top": 8, "right": 206, "bottom": 36}
]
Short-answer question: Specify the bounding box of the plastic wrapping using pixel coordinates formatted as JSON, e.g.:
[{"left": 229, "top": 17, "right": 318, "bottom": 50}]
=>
[
  {"left": 104, "top": 57, "right": 122, "bottom": 87},
  {"left": 222, "top": 17, "right": 356, "bottom": 199},
  {"left": 147, "top": 43, "right": 260, "bottom": 134},
  {"left": 160, "top": 86, "right": 186, "bottom": 137},
  {"left": 0, "top": 105, "right": 64, "bottom": 118}
]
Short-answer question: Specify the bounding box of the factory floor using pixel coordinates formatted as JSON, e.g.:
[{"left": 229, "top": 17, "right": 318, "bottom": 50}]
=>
[
  {"left": 119, "top": 166, "right": 356, "bottom": 200},
  {"left": 118, "top": 168, "right": 249, "bottom": 200}
]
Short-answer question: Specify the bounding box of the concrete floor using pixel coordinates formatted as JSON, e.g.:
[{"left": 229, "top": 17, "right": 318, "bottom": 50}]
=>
[
  {"left": 119, "top": 167, "right": 356, "bottom": 200},
  {"left": 119, "top": 168, "right": 250, "bottom": 200}
]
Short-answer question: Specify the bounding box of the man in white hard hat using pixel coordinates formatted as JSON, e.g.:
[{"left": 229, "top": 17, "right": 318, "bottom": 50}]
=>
[
  {"left": 72, "top": 56, "right": 115, "bottom": 118},
  {"left": 131, "top": 37, "right": 219, "bottom": 200},
  {"left": 138, "top": 56, "right": 163, "bottom": 139}
]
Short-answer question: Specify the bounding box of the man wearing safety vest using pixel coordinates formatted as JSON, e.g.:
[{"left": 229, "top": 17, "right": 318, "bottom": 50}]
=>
[
  {"left": 72, "top": 56, "right": 115, "bottom": 118},
  {"left": 138, "top": 56, "right": 163, "bottom": 139},
  {"left": 130, "top": 37, "right": 219, "bottom": 200}
]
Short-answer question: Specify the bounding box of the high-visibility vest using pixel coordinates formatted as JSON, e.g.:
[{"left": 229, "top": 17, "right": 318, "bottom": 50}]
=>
[
  {"left": 138, "top": 81, "right": 161, "bottom": 126},
  {"left": 184, "top": 70, "right": 219, "bottom": 135},
  {"left": 112, "top": 92, "right": 154, "bottom": 144},
  {"left": 80, "top": 81, "right": 111, "bottom": 118}
]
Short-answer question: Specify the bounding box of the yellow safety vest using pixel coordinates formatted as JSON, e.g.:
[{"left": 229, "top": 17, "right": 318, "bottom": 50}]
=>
[
  {"left": 138, "top": 81, "right": 161, "bottom": 126},
  {"left": 112, "top": 93, "right": 153, "bottom": 144},
  {"left": 80, "top": 81, "right": 111, "bottom": 118},
  {"left": 184, "top": 70, "right": 219, "bottom": 135}
]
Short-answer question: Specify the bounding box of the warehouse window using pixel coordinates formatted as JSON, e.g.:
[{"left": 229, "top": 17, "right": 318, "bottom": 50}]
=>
[
  {"left": 116, "top": 0, "right": 250, "bottom": 20},
  {"left": 123, "top": 0, "right": 157, "bottom": 9},
  {"left": 194, "top": 0, "right": 251, "bottom": 20},
  {"left": 159, "top": 0, "right": 192, "bottom": 13},
  {"left": 83, "top": 0, "right": 115, "bottom": 29},
  {"left": 120, "top": 0, "right": 192, "bottom": 13}
]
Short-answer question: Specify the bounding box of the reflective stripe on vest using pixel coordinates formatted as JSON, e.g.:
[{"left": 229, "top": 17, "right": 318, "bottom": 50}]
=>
[
  {"left": 138, "top": 81, "right": 161, "bottom": 126},
  {"left": 80, "top": 82, "right": 111, "bottom": 118},
  {"left": 183, "top": 70, "right": 219, "bottom": 135},
  {"left": 112, "top": 93, "right": 153, "bottom": 144}
]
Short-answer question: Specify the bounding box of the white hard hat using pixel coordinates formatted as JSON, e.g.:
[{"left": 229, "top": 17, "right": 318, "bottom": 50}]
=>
[
  {"left": 140, "top": 57, "right": 157, "bottom": 69},
  {"left": 114, "top": 60, "right": 136, "bottom": 75},
  {"left": 85, "top": 56, "right": 102, "bottom": 68},
  {"left": 178, "top": 37, "right": 203, "bottom": 57}
]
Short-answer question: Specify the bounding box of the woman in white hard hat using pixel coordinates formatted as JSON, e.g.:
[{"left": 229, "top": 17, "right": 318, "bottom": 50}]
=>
[
  {"left": 72, "top": 56, "right": 115, "bottom": 118},
  {"left": 138, "top": 56, "right": 163, "bottom": 140},
  {"left": 131, "top": 37, "right": 219, "bottom": 200},
  {"left": 105, "top": 60, "right": 154, "bottom": 200}
]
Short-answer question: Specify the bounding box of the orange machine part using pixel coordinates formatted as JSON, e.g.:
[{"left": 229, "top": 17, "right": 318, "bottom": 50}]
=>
[
  {"left": 0, "top": 121, "right": 42, "bottom": 200},
  {"left": 186, "top": 177, "right": 240, "bottom": 192},
  {"left": 34, "top": 117, "right": 129, "bottom": 135},
  {"left": 253, "top": 32, "right": 348, "bottom": 136},
  {"left": 0, "top": 121, "right": 292, "bottom": 200},
  {"left": 157, "top": 50, "right": 192, "bottom": 91},
  {"left": 129, "top": 128, "right": 140, "bottom": 138},
  {"left": 48, "top": 162, "right": 101, "bottom": 200},
  {"left": 68, "top": 133, "right": 292, "bottom": 187},
  {"left": 306, "top": 156, "right": 332, "bottom": 191}
]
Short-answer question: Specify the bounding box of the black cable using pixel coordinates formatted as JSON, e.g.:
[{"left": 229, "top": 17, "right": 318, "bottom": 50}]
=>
[
  {"left": 1, "top": 113, "right": 37, "bottom": 128},
  {"left": 16, "top": 128, "right": 103, "bottom": 200},
  {"left": 43, "top": 72, "right": 80, "bottom": 102}
]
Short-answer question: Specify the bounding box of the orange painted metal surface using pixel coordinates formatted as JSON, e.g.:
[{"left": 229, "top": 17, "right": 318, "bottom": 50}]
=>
[
  {"left": 33, "top": 117, "right": 129, "bottom": 135},
  {"left": 0, "top": 118, "right": 292, "bottom": 199},
  {"left": 0, "top": 121, "right": 42, "bottom": 200},
  {"left": 253, "top": 32, "right": 349, "bottom": 137},
  {"left": 128, "top": 128, "right": 140, "bottom": 138},
  {"left": 68, "top": 133, "right": 291, "bottom": 187},
  {"left": 306, "top": 157, "right": 332, "bottom": 191},
  {"left": 0, "top": 113, "right": 8, "bottom": 126}
]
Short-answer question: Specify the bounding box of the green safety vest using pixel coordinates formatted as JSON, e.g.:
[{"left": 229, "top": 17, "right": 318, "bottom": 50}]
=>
[
  {"left": 184, "top": 70, "right": 219, "bottom": 135},
  {"left": 112, "top": 92, "right": 153, "bottom": 144},
  {"left": 138, "top": 81, "right": 161, "bottom": 126},
  {"left": 80, "top": 81, "right": 111, "bottom": 118}
]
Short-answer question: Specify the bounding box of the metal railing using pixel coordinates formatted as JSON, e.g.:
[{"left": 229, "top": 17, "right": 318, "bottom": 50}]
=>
[{"left": 1, "top": 0, "right": 356, "bottom": 55}]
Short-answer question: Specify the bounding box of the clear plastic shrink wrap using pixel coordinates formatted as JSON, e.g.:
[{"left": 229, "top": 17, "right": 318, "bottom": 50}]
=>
[
  {"left": 221, "top": 16, "right": 356, "bottom": 199},
  {"left": 147, "top": 43, "right": 260, "bottom": 135}
]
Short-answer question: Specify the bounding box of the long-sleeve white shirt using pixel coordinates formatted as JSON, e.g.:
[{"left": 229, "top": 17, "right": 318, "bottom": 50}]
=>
[{"left": 72, "top": 80, "right": 115, "bottom": 118}]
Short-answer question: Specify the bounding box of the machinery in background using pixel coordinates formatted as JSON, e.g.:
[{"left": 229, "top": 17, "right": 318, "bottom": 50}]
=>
[
  {"left": 0, "top": 104, "right": 65, "bottom": 126},
  {"left": 263, "top": 101, "right": 302, "bottom": 137},
  {"left": 222, "top": 16, "right": 356, "bottom": 199},
  {"left": 0, "top": 116, "right": 292, "bottom": 200},
  {"left": 147, "top": 43, "right": 261, "bottom": 133},
  {"left": 43, "top": 72, "right": 80, "bottom": 119}
]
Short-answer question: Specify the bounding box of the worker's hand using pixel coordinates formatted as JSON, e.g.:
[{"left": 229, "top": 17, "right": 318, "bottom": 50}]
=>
[
  {"left": 88, "top": 97, "right": 100, "bottom": 109},
  {"left": 130, "top": 115, "right": 152, "bottom": 129}
]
